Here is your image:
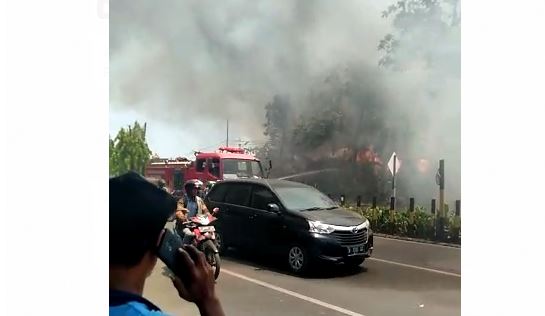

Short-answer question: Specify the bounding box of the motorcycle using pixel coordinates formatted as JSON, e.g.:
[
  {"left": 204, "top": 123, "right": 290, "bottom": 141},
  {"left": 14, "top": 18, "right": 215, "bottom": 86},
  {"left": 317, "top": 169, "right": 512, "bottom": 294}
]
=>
[{"left": 180, "top": 208, "right": 221, "bottom": 280}]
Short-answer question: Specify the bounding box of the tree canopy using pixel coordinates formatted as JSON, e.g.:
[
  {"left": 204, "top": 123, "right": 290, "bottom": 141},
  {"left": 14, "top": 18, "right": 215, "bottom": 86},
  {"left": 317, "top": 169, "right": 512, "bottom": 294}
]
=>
[{"left": 109, "top": 121, "right": 152, "bottom": 176}]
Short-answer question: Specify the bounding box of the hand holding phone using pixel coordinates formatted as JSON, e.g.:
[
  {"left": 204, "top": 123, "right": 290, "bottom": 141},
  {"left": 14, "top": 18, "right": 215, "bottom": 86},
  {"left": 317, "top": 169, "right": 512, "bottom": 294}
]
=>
[
  {"left": 157, "top": 229, "right": 184, "bottom": 276},
  {"left": 157, "top": 229, "right": 222, "bottom": 313},
  {"left": 170, "top": 246, "right": 217, "bottom": 303}
]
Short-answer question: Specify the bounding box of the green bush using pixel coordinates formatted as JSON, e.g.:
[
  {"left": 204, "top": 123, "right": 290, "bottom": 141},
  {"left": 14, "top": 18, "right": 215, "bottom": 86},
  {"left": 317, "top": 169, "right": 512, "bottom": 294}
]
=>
[
  {"left": 348, "top": 205, "right": 461, "bottom": 245},
  {"left": 447, "top": 214, "right": 461, "bottom": 243}
]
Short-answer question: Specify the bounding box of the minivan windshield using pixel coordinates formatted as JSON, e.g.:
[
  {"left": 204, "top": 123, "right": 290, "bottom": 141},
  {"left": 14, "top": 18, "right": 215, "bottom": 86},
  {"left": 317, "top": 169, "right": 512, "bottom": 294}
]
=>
[
  {"left": 274, "top": 186, "right": 338, "bottom": 211},
  {"left": 223, "top": 159, "right": 264, "bottom": 179}
]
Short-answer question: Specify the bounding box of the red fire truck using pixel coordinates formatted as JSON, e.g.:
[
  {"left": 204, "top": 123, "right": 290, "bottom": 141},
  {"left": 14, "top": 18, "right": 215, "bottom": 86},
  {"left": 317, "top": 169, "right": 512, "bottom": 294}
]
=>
[{"left": 144, "top": 147, "right": 266, "bottom": 193}]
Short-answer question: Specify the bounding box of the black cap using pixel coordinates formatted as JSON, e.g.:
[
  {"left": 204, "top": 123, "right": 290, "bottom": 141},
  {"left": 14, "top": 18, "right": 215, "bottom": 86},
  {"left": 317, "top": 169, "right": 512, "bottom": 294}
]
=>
[{"left": 110, "top": 171, "right": 177, "bottom": 266}]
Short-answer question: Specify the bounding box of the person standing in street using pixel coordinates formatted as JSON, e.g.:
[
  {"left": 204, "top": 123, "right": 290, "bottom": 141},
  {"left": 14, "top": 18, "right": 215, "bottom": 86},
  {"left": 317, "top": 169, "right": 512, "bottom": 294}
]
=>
[{"left": 110, "top": 172, "right": 225, "bottom": 316}]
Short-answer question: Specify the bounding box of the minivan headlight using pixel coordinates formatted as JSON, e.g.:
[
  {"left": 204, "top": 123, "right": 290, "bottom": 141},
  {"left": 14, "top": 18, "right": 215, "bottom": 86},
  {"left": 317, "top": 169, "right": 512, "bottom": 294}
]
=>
[
  {"left": 361, "top": 219, "right": 370, "bottom": 229},
  {"left": 308, "top": 220, "right": 335, "bottom": 234}
]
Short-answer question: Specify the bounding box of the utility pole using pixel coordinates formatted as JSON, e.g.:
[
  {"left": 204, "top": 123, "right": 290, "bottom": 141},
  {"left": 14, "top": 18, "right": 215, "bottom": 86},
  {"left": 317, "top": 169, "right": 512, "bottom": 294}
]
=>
[
  {"left": 226, "top": 119, "right": 229, "bottom": 147},
  {"left": 439, "top": 159, "right": 445, "bottom": 217},
  {"left": 436, "top": 159, "right": 446, "bottom": 240},
  {"left": 392, "top": 154, "right": 397, "bottom": 204}
]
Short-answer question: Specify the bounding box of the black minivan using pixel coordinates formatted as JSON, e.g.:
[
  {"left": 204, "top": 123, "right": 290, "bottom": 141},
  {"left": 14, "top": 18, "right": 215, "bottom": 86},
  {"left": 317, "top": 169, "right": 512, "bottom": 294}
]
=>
[{"left": 204, "top": 178, "right": 373, "bottom": 274}]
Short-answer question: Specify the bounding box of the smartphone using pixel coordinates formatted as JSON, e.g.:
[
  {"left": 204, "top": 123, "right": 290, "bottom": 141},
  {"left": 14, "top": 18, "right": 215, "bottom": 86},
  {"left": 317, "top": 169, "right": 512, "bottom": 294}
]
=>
[{"left": 157, "top": 228, "right": 184, "bottom": 277}]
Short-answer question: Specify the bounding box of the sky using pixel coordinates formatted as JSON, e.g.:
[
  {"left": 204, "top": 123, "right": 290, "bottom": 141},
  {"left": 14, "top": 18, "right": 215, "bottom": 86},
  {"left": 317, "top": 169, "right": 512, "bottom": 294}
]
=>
[{"left": 109, "top": 107, "right": 237, "bottom": 157}]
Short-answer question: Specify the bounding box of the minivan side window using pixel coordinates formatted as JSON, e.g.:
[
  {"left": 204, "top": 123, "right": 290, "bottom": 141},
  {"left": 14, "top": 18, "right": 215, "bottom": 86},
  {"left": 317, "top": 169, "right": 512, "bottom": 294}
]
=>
[
  {"left": 207, "top": 184, "right": 228, "bottom": 202},
  {"left": 251, "top": 186, "right": 277, "bottom": 211},
  {"left": 223, "top": 184, "right": 252, "bottom": 206}
]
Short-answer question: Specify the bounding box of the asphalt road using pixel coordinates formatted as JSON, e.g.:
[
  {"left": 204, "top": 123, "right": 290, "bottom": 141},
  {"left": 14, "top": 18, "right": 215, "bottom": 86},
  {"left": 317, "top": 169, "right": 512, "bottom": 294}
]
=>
[{"left": 144, "top": 236, "right": 460, "bottom": 316}]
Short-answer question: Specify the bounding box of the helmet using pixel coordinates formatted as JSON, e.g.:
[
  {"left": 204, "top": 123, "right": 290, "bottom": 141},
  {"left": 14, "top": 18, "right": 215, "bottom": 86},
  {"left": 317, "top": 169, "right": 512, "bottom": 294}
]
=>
[
  {"left": 157, "top": 179, "right": 166, "bottom": 188},
  {"left": 184, "top": 179, "right": 204, "bottom": 193}
]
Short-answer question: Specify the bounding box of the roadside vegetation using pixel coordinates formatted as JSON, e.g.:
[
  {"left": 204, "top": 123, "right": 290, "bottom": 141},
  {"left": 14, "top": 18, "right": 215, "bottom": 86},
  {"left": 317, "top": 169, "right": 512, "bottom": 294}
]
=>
[{"left": 349, "top": 205, "right": 461, "bottom": 245}]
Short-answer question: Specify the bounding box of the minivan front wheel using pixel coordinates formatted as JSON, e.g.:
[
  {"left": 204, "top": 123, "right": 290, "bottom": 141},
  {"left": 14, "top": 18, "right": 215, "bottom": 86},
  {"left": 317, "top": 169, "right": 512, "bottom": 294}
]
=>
[{"left": 287, "top": 245, "right": 310, "bottom": 274}]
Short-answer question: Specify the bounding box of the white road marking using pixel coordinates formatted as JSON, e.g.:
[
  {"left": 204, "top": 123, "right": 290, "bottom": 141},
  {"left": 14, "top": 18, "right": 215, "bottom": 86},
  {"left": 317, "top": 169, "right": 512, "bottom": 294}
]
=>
[
  {"left": 222, "top": 268, "right": 367, "bottom": 316},
  {"left": 368, "top": 257, "right": 461, "bottom": 277},
  {"left": 374, "top": 235, "right": 461, "bottom": 250}
]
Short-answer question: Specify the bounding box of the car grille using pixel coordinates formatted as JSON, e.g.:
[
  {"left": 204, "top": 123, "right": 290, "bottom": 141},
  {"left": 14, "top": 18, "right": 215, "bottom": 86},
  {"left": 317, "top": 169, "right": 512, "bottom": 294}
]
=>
[{"left": 332, "top": 228, "right": 368, "bottom": 246}]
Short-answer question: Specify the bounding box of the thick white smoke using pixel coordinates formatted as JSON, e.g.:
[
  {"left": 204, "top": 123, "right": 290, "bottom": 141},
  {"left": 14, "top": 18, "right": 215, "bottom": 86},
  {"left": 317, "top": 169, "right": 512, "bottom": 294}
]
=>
[{"left": 110, "top": 0, "right": 460, "bottom": 204}]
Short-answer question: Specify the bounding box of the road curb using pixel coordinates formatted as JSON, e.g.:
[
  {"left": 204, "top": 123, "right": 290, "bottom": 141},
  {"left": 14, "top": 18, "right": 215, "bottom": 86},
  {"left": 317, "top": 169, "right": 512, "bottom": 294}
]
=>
[{"left": 374, "top": 233, "right": 461, "bottom": 248}]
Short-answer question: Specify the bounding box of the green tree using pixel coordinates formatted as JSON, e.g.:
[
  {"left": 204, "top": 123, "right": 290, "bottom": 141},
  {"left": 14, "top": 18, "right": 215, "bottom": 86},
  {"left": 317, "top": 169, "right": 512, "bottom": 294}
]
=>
[
  {"left": 292, "top": 108, "right": 342, "bottom": 151},
  {"left": 377, "top": 0, "right": 461, "bottom": 201},
  {"left": 262, "top": 95, "right": 293, "bottom": 162},
  {"left": 377, "top": 0, "right": 460, "bottom": 156},
  {"left": 109, "top": 121, "right": 152, "bottom": 176},
  {"left": 109, "top": 136, "right": 117, "bottom": 176},
  {"left": 378, "top": 0, "right": 460, "bottom": 70},
  {"left": 292, "top": 65, "right": 388, "bottom": 159}
]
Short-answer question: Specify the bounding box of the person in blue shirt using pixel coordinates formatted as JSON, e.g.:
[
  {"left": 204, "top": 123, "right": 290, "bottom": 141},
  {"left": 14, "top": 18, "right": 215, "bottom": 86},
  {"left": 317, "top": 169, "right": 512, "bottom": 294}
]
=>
[{"left": 109, "top": 172, "right": 225, "bottom": 316}]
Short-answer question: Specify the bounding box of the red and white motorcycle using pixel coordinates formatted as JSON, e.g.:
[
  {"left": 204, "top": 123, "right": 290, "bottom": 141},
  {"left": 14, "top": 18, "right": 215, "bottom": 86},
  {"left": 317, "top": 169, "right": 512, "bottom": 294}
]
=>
[{"left": 181, "top": 208, "right": 221, "bottom": 279}]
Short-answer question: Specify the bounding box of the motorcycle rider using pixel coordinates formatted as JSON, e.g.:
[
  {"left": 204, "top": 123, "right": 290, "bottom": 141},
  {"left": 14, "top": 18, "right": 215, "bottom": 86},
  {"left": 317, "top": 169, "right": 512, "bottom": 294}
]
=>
[
  {"left": 157, "top": 179, "right": 169, "bottom": 193},
  {"left": 175, "top": 179, "right": 210, "bottom": 245}
]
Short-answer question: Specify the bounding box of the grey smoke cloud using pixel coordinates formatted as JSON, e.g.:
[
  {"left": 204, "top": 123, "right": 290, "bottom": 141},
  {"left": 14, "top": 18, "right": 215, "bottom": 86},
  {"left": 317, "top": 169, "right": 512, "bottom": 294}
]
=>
[
  {"left": 110, "top": 0, "right": 389, "bottom": 134},
  {"left": 110, "top": 0, "right": 460, "bottom": 203}
]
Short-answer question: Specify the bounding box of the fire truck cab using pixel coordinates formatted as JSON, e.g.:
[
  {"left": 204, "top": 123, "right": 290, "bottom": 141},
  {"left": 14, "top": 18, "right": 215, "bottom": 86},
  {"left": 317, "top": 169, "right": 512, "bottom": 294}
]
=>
[
  {"left": 185, "top": 147, "right": 264, "bottom": 183},
  {"left": 144, "top": 147, "right": 265, "bottom": 194}
]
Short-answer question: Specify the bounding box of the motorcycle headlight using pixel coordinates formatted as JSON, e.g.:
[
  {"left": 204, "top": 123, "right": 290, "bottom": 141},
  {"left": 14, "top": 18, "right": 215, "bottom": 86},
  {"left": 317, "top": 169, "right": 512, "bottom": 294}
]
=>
[{"left": 308, "top": 220, "right": 335, "bottom": 234}]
